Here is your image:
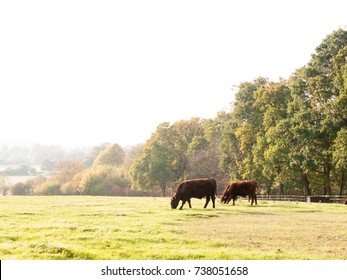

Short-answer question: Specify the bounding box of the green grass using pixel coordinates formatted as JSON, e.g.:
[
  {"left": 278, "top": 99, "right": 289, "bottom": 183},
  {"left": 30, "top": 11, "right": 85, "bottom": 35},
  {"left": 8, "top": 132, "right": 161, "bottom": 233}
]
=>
[{"left": 0, "top": 196, "right": 346, "bottom": 260}]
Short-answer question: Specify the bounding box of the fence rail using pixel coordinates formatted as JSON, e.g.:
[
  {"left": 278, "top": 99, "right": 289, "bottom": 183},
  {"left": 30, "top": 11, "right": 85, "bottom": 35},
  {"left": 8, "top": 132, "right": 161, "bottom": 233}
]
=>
[{"left": 257, "top": 195, "right": 347, "bottom": 204}]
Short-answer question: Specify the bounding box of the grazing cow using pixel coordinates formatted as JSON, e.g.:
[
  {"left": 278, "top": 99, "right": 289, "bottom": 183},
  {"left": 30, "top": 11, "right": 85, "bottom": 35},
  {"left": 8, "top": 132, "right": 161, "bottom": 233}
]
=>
[
  {"left": 344, "top": 199, "right": 347, "bottom": 205},
  {"left": 171, "top": 178, "right": 217, "bottom": 210},
  {"left": 220, "top": 180, "right": 258, "bottom": 206}
]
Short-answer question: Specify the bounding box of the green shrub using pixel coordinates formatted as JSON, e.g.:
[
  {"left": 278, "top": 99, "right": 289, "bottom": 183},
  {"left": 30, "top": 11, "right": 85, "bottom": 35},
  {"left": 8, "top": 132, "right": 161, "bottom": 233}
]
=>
[{"left": 34, "top": 179, "right": 61, "bottom": 195}]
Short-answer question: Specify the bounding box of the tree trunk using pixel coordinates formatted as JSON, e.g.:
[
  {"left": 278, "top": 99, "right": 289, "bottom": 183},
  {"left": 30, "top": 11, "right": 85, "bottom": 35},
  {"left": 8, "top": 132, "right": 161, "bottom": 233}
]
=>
[
  {"left": 267, "top": 186, "right": 271, "bottom": 195},
  {"left": 339, "top": 171, "right": 345, "bottom": 196},
  {"left": 300, "top": 171, "right": 311, "bottom": 196},
  {"left": 278, "top": 183, "right": 284, "bottom": 195},
  {"left": 323, "top": 165, "right": 332, "bottom": 195},
  {"left": 161, "top": 184, "right": 166, "bottom": 197},
  {"left": 266, "top": 182, "right": 272, "bottom": 195},
  {"left": 275, "top": 165, "right": 284, "bottom": 195}
]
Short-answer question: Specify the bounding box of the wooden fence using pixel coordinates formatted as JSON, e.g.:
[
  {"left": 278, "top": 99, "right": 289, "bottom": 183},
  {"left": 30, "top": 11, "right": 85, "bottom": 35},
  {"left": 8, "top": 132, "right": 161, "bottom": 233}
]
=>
[{"left": 257, "top": 195, "right": 347, "bottom": 204}]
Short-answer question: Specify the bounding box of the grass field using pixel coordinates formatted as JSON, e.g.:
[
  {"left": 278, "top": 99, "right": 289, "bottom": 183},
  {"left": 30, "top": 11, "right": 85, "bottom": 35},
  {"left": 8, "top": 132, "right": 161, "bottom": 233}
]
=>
[{"left": 0, "top": 196, "right": 346, "bottom": 260}]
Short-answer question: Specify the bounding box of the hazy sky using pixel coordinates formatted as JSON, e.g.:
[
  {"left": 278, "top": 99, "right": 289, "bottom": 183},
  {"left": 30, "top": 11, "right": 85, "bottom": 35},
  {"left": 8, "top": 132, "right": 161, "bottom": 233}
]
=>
[{"left": 1, "top": 0, "right": 346, "bottom": 148}]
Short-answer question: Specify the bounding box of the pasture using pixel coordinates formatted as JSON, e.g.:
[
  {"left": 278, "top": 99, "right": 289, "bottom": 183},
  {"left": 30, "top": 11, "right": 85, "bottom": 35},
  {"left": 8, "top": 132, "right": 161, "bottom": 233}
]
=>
[{"left": 0, "top": 196, "right": 346, "bottom": 260}]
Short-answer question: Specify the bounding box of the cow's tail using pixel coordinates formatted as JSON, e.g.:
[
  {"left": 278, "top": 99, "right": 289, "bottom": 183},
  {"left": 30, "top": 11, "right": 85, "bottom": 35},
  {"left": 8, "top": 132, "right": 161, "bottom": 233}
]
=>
[{"left": 213, "top": 178, "right": 217, "bottom": 198}]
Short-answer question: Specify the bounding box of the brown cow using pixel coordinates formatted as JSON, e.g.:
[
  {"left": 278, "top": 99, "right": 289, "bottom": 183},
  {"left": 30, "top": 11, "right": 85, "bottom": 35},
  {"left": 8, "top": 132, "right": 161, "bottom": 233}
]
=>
[
  {"left": 171, "top": 178, "right": 217, "bottom": 210},
  {"left": 220, "top": 180, "right": 258, "bottom": 206}
]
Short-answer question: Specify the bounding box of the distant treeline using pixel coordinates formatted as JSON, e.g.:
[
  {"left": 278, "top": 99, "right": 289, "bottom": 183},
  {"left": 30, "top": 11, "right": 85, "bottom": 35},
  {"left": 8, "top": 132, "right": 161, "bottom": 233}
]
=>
[
  {"left": 0, "top": 144, "right": 92, "bottom": 166},
  {"left": 1, "top": 29, "right": 347, "bottom": 197}
]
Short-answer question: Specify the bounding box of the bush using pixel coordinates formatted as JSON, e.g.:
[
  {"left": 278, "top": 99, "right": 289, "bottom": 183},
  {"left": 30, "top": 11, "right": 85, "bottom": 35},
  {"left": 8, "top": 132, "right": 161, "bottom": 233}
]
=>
[
  {"left": 60, "top": 171, "right": 86, "bottom": 195},
  {"left": 60, "top": 182, "right": 79, "bottom": 195},
  {"left": 80, "top": 166, "right": 129, "bottom": 195},
  {"left": 11, "top": 181, "right": 33, "bottom": 195},
  {"left": 34, "top": 179, "right": 61, "bottom": 195}
]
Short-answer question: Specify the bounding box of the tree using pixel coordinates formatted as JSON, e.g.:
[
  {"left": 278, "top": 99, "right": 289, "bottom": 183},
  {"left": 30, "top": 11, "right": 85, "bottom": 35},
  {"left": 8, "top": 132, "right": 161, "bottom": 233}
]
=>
[
  {"left": 301, "top": 29, "right": 347, "bottom": 194},
  {"left": 60, "top": 170, "right": 87, "bottom": 195},
  {"left": 80, "top": 165, "right": 129, "bottom": 196},
  {"left": 332, "top": 128, "right": 347, "bottom": 195},
  {"left": 252, "top": 80, "right": 292, "bottom": 194},
  {"left": 93, "top": 143, "right": 125, "bottom": 167},
  {"left": 41, "top": 159, "right": 55, "bottom": 173},
  {"left": 220, "top": 78, "right": 268, "bottom": 184},
  {"left": 123, "top": 144, "right": 144, "bottom": 169},
  {"left": 0, "top": 175, "right": 8, "bottom": 196},
  {"left": 129, "top": 123, "right": 176, "bottom": 196},
  {"left": 3, "top": 165, "right": 37, "bottom": 176},
  {"left": 286, "top": 67, "right": 319, "bottom": 195},
  {"left": 32, "top": 144, "right": 66, "bottom": 164},
  {"left": 35, "top": 179, "right": 61, "bottom": 195},
  {"left": 52, "top": 160, "right": 85, "bottom": 184},
  {"left": 187, "top": 134, "right": 228, "bottom": 190},
  {"left": 83, "top": 143, "right": 110, "bottom": 167},
  {"left": 129, "top": 118, "right": 206, "bottom": 196},
  {"left": 11, "top": 181, "right": 33, "bottom": 195}
]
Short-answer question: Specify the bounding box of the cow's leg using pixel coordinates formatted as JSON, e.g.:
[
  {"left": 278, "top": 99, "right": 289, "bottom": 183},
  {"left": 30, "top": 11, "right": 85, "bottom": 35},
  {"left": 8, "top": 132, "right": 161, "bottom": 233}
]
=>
[
  {"left": 179, "top": 200, "right": 187, "bottom": 210},
  {"left": 204, "top": 196, "right": 210, "bottom": 208},
  {"left": 232, "top": 198, "right": 236, "bottom": 206},
  {"left": 211, "top": 195, "right": 216, "bottom": 208},
  {"left": 188, "top": 199, "right": 192, "bottom": 208},
  {"left": 250, "top": 194, "right": 257, "bottom": 205}
]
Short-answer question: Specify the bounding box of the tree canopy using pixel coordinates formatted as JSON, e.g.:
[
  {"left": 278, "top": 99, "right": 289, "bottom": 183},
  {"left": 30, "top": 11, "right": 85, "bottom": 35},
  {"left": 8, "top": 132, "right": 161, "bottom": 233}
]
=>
[{"left": 130, "top": 29, "right": 347, "bottom": 196}]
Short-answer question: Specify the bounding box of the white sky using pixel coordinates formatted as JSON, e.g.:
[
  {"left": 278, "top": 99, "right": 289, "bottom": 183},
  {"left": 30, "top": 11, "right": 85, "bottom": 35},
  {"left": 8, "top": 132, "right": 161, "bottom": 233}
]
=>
[{"left": 1, "top": 0, "right": 346, "bottom": 148}]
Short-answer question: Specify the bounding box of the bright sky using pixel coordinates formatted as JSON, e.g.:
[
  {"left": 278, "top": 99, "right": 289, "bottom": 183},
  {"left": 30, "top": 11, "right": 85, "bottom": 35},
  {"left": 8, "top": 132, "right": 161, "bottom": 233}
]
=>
[{"left": 1, "top": 0, "right": 346, "bottom": 148}]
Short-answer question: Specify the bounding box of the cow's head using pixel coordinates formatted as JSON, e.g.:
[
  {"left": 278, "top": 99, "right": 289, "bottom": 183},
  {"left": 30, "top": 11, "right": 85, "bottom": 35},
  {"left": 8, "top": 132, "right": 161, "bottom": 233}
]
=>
[
  {"left": 220, "top": 195, "right": 228, "bottom": 203},
  {"left": 170, "top": 196, "right": 179, "bottom": 209}
]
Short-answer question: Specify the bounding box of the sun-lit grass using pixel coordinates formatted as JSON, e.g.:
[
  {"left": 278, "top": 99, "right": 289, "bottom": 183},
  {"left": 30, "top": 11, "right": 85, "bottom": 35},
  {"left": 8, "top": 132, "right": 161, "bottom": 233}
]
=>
[{"left": 0, "top": 196, "right": 346, "bottom": 260}]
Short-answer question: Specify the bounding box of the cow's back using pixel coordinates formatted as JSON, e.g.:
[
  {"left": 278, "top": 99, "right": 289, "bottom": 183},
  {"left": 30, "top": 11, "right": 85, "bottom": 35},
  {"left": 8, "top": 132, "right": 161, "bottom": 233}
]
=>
[
  {"left": 182, "top": 178, "right": 216, "bottom": 199},
  {"left": 228, "top": 180, "right": 257, "bottom": 196}
]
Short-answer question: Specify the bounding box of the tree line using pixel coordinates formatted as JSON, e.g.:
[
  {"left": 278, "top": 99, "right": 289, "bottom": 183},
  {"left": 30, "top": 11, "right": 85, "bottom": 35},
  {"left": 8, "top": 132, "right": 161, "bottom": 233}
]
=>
[
  {"left": 2, "top": 29, "right": 347, "bottom": 197},
  {"left": 130, "top": 29, "right": 347, "bottom": 197}
]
